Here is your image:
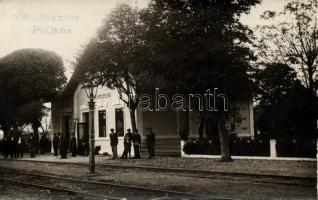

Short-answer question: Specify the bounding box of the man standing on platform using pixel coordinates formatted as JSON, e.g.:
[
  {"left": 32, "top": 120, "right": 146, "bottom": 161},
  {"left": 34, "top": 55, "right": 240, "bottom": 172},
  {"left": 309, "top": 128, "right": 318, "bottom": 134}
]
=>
[
  {"left": 9, "top": 133, "right": 16, "bottom": 159},
  {"left": 69, "top": 134, "right": 77, "bottom": 157},
  {"left": 16, "top": 134, "right": 25, "bottom": 158},
  {"left": 52, "top": 133, "right": 59, "bottom": 156},
  {"left": 146, "top": 128, "right": 155, "bottom": 159},
  {"left": 3, "top": 135, "right": 9, "bottom": 158},
  {"left": 59, "top": 134, "right": 67, "bottom": 159},
  {"left": 132, "top": 129, "right": 141, "bottom": 159},
  {"left": 109, "top": 128, "right": 118, "bottom": 159},
  {"left": 30, "top": 133, "right": 37, "bottom": 158},
  {"left": 121, "top": 129, "right": 132, "bottom": 159}
]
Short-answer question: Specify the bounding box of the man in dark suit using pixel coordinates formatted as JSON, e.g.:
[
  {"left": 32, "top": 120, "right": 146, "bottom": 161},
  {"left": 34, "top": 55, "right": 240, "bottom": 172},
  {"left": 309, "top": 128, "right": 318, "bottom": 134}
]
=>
[
  {"left": 146, "top": 128, "right": 155, "bottom": 159},
  {"left": 16, "top": 134, "right": 25, "bottom": 158},
  {"left": 9, "top": 134, "right": 17, "bottom": 159},
  {"left": 132, "top": 129, "right": 141, "bottom": 159},
  {"left": 30, "top": 133, "right": 37, "bottom": 158},
  {"left": 59, "top": 134, "right": 67, "bottom": 159},
  {"left": 121, "top": 129, "right": 132, "bottom": 159},
  {"left": 109, "top": 128, "right": 118, "bottom": 159},
  {"left": 69, "top": 135, "right": 77, "bottom": 157},
  {"left": 52, "top": 133, "right": 59, "bottom": 156},
  {"left": 3, "top": 136, "right": 9, "bottom": 158}
]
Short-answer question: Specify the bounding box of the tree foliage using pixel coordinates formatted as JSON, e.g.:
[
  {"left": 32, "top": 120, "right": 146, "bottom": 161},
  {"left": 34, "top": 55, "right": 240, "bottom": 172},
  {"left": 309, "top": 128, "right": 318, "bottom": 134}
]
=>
[
  {"left": 256, "top": 0, "right": 318, "bottom": 94},
  {"left": 0, "top": 48, "right": 66, "bottom": 134},
  {"left": 254, "top": 63, "right": 298, "bottom": 106},
  {"left": 256, "top": 82, "right": 318, "bottom": 140},
  {"left": 76, "top": 4, "right": 150, "bottom": 131},
  {"left": 141, "top": 0, "right": 260, "bottom": 99}
]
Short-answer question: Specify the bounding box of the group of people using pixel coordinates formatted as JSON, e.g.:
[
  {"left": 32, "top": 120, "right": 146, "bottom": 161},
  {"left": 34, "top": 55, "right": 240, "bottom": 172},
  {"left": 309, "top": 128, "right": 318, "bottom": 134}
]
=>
[
  {"left": 1, "top": 131, "right": 38, "bottom": 159},
  {"left": 52, "top": 133, "right": 77, "bottom": 159},
  {"left": 110, "top": 128, "right": 155, "bottom": 159},
  {"left": 2, "top": 133, "right": 26, "bottom": 159},
  {"left": 1, "top": 127, "right": 156, "bottom": 160}
]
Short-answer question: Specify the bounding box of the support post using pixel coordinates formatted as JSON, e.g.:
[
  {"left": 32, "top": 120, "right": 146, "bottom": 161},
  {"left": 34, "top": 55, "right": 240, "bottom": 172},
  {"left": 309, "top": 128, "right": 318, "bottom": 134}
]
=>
[{"left": 88, "top": 98, "right": 95, "bottom": 174}]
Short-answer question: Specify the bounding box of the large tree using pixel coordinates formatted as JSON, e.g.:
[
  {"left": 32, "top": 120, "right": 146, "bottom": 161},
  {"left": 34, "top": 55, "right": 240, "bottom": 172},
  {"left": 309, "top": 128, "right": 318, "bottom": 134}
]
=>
[
  {"left": 0, "top": 48, "right": 66, "bottom": 136},
  {"left": 77, "top": 3, "right": 152, "bottom": 131},
  {"left": 139, "top": 0, "right": 260, "bottom": 161},
  {"left": 256, "top": 0, "right": 318, "bottom": 95}
]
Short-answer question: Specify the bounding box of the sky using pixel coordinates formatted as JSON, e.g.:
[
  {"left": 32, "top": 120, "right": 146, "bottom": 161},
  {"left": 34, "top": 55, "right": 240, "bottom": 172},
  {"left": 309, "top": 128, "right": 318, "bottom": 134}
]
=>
[{"left": 0, "top": 0, "right": 285, "bottom": 79}]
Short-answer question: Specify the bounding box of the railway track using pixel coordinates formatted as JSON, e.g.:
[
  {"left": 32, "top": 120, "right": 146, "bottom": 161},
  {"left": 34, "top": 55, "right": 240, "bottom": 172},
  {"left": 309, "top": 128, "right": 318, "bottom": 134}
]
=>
[
  {"left": 98, "top": 163, "right": 315, "bottom": 187},
  {"left": 0, "top": 168, "right": 228, "bottom": 200},
  {"left": 0, "top": 176, "right": 120, "bottom": 200},
  {"left": 2, "top": 159, "right": 315, "bottom": 187}
]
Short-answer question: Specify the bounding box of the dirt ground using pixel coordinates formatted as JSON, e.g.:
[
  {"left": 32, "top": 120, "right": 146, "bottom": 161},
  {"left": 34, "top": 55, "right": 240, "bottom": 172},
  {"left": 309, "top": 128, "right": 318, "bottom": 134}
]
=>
[
  {"left": 9, "top": 154, "right": 316, "bottom": 178},
  {"left": 0, "top": 159, "right": 316, "bottom": 199}
]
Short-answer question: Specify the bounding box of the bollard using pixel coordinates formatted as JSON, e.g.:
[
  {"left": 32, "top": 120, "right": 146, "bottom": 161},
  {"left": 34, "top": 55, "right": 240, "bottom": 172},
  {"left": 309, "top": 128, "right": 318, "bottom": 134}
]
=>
[
  {"left": 180, "top": 140, "right": 185, "bottom": 157},
  {"left": 270, "top": 139, "right": 277, "bottom": 158}
]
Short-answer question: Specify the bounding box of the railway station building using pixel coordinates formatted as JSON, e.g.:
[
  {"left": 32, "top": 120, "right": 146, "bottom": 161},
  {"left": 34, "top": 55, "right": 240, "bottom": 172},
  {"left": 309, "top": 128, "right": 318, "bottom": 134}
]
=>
[{"left": 51, "top": 74, "right": 254, "bottom": 157}]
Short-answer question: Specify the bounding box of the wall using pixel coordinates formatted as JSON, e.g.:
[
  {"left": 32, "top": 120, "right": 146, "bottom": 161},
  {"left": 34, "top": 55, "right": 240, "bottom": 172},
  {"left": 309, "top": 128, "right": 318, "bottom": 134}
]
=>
[{"left": 73, "top": 85, "right": 133, "bottom": 155}]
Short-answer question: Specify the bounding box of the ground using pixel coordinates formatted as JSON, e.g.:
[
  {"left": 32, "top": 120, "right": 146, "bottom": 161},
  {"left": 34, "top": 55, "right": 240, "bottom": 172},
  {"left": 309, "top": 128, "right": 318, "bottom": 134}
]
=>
[
  {"left": 11, "top": 154, "right": 316, "bottom": 177},
  {"left": 0, "top": 154, "right": 316, "bottom": 199},
  {"left": 0, "top": 182, "right": 78, "bottom": 200}
]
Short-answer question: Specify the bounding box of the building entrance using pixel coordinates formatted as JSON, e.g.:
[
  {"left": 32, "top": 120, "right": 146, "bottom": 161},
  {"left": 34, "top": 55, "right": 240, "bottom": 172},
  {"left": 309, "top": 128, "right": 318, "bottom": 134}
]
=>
[{"left": 77, "top": 112, "right": 89, "bottom": 155}]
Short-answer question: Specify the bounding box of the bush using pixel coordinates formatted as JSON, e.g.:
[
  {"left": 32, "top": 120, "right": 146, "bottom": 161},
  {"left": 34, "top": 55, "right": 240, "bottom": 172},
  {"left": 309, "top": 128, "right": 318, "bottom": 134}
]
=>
[
  {"left": 183, "top": 138, "right": 270, "bottom": 156},
  {"left": 276, "top": 138, "right": 316, "bottom": 158}
]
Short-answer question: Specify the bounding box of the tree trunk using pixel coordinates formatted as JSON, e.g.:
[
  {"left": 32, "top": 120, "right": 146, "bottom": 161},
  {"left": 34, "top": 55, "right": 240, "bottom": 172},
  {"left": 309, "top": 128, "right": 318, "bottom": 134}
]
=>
[
  {"left": 129, "top": 109, "right": 137, "bottom": 131},
  {"left": 218, "top": 120, "right": 232, "bottom": 162}
]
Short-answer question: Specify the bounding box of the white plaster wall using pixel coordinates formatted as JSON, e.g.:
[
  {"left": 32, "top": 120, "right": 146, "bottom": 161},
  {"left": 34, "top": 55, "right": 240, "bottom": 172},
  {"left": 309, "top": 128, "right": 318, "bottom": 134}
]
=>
[{"left": 73, "top": 85, "right": 133, "bottom": 155}]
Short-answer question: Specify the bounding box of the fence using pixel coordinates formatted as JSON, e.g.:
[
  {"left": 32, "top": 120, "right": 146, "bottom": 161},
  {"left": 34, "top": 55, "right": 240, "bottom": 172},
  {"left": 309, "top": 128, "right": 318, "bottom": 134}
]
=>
[{"left": 181, "top": 138, "right": 316, "bottom": 159}]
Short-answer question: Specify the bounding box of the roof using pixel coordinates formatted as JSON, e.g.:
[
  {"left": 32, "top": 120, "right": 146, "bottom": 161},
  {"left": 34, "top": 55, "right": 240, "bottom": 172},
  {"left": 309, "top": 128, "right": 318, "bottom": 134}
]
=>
[{"left": 56, "top": 71, "right": 80, "bottom": 100}]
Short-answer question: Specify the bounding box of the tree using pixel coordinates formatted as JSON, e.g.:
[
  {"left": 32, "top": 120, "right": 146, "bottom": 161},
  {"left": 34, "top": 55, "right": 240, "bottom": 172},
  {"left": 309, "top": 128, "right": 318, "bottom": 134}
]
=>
[
  {"left": 253, "top": 63, "right": 298, "bottom": 136},
  {"left": 258, "top": 82, "right": 318, "bottom": 140},
  {"left": 0, "top": 48, "right": 66, "bottom": 135},
  {"left": 271, "top": 83, "right": 318, "bottom": 140},
  {"left": 254, "top": 63, "right": 298, "bottom": 106},
  {"left": 140, "top": 0, "right": 260, "bottom": 161},
  {"left": 256, "top": 0, "right": 318, "bottom": 95},
  {"left": 76, "top": 3, "right": 152, "bottom": 131},
  {"left": 254, "top": 62, "right": 318, "bottom": 143}
]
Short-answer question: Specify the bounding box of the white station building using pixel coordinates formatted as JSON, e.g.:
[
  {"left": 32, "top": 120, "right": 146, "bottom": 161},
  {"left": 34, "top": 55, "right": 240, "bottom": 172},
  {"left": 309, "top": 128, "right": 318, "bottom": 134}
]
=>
[{"left": 51, "top": 74, "right": 254, "bottom": 157}]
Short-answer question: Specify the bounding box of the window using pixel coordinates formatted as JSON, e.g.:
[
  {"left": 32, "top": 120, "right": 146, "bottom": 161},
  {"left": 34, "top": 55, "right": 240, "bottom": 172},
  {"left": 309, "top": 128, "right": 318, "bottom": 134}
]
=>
[
  {"left": 115, "top": 108, "right": 124, "bottom": 137},
  {"left": 98, "top": 110, "right": 106, "bottom": 137}
]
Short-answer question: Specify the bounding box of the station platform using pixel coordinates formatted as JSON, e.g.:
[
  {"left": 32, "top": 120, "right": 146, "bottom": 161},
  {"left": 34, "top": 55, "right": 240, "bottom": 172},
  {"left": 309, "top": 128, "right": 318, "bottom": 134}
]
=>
[{"left": 0, "top": 153, "right": 315, "bottom": 178}]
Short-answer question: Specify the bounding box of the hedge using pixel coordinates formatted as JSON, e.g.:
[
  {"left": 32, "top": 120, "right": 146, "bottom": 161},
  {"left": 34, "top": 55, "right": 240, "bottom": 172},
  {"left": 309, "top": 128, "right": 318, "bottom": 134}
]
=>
[
  {"left": 183, "top": 138, "right": 269, "bottom": 156},
  {"left": 183, "top": 138, "right": 316, "bottom": 158}
]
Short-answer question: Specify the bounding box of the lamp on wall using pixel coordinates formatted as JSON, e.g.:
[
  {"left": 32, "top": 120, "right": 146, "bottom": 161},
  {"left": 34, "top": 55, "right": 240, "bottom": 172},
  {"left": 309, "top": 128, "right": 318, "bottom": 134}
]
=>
[{"left": 82, "top": 82, "right": 98, "bottom": 174}]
